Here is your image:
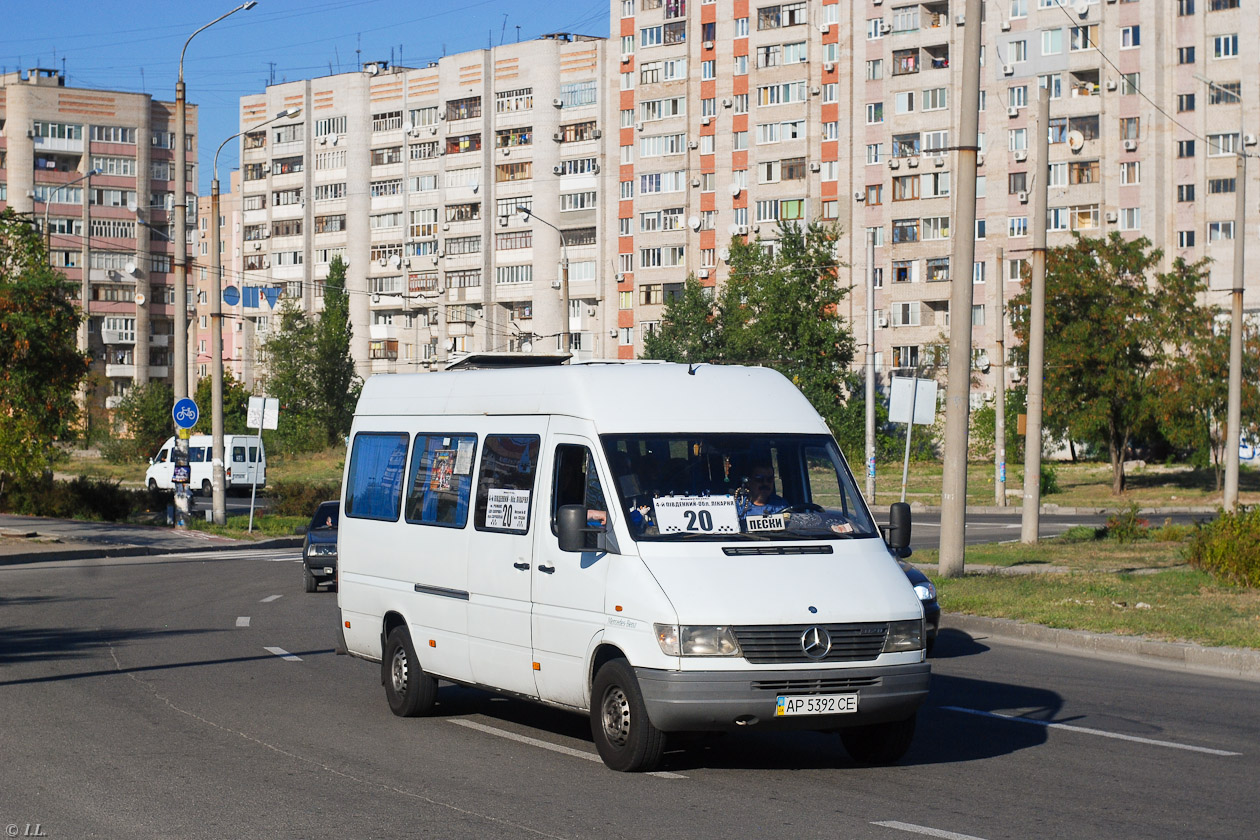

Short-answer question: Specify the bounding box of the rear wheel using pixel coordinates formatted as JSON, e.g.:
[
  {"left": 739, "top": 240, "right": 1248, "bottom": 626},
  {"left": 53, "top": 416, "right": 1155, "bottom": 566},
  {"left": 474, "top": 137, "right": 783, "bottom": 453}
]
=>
[
  {"left": 590, "top": 658, "right": 665, "bottom": 772},
  {"left": 383, "top": 626, "right": 437, "bottom": 717},
  {"left": 840, "top": 715, "right": 917, "bottom": 765},
  {"left": 201, "top": 479, "right": 212, "bottom": 496}
]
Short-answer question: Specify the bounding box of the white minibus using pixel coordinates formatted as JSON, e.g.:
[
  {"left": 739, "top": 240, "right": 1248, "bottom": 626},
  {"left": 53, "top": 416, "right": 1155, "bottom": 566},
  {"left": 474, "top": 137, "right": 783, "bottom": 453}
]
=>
[
  {"left": 336, "top": 361, "right": 928, "bottom": 772},
  {"left": 145, "top": 434, "right": 266, "bottom": 494}
]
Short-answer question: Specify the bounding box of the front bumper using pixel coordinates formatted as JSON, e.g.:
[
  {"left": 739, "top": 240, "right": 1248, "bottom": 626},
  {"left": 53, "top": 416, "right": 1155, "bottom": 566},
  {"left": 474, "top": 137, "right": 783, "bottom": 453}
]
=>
[
  {"left": 635, "top": 662, "right": 930, "bottom": 732},
  {"left": 304, "top": 556, "right": 337, "bottom": 578}
]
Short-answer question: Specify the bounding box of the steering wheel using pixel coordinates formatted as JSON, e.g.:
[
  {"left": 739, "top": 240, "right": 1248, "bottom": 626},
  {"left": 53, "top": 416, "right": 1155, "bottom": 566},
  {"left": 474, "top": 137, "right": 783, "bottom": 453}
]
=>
[{"left": 785, "top": 503, "right": 825, "bottom": 513}]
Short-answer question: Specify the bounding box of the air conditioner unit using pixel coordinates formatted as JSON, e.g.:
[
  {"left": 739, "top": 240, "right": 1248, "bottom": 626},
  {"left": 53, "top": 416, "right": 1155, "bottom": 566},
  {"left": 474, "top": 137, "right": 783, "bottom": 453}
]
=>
[
  {"left": 260, "top": 258, "right": 270, "bottom": 269},
  {"left": 318, "top": 136, "right": 327, "bottom": 145},
  {"left": 253, "top": 242, "right": 262, "bottom": 250},
  {"left": 811, "top": 85, "right": 821, "bottom": 95},
  {"left": 636, "top": 122, "right": 645, "bottom": 132},
  {"left": 621, "top": 55, "right": 631, "bottom": 64},
  {"left": 1245, "top": 134, "right": 1260, "bottom": 147},
  {"left": 889, "top": 158, "right": 901, "bottom": 169},
  {"left": 878, "top": 316, "right": 889, "bottom": 328},
  {"left": 438, "top": 148, "right": 447, "bottom": 155},
  {"left": 872, "top": 0, "right": 882, "bottom": 5},
  {"left": 1123, "top": 139, "right": 1137, "bottom": 151},
  {"left": 977, "top": 153, "right": 985, "bottom": 166},
  {"left": 688, "top": 140, "right": 699, "bottom": 149},
  {"left": 552, "top": 131, "right": 564, "bottom": 142},
  {"left": 1014, "top": 150, "right": 1028, "bottom": 162},
  {"left": 1105, "top": 79, "right": 1117, "bottom": 91},
  {"left": 955, "top": 13, "right": 965, "bottom": 25},
  {"left": 1000, "top": 21, "right": 1011, "bottom": 31},
  {"left": 736, "top": 225, "right": 749, "bottom": 235},
  {"left": 1008, "top": 106, "right": 1020, "bottom": 117},
  {"left": 502, "top": 147, "right": 511, "bottom": 156},
  {"left": 824, "top": 62, "right": 835, "bottom": 72},
  {"left": 880, "top": 22, "right": 893, "bottom": 34},
  {"left": 909, "top": 156, "right": 920, "bottom": 168},
  {"left": 26, "top": 129, "right": 35, "bottom": 138},
  {"left": 553, "top": 164, "right": 564, "bottom": 175},
  {"left": 552, "top": 97, "right": 564, "bottom": 108},
  {"left": 437, "top": 249, "right": 445, "bottom": 257},
  {"left": 809, "top": 162, "right": 821, "bottom": 172},
  {"left": 438, "top": 112, "right": 446, "bottom": 120},
  {"left": 704, "top": 40, "right": 714, "bottom": 50},
  {"left": 550, "top": 279, "right": 562, "bottom": 289},
  {"left": 592, "top": 128, "right": 602, "bottom": 139},
  {"left": 819, "top": 23, "right": 830, "bottom": 33},
  {"left": 1018, "top": 191, "right": 1029, "bottom": 204},
  {"left": 722, "top": 97, "right": 732, "bottom": 108},
  {"left": 698, "top": 269, "right": 710, "bottom": 280},
  {"left": 701, "top": 116, "right": 711, "bottom": 126},
  {"left": 1105, "top": 211, "right": 1118, "bottom": 223},
  {"left": 498, "top": 215, "right": 509, "bottom": 226},
  {"left": 409, "top": 128, "right": 421, "bottom": 137},
  {"left": 934, "top": 156, "right": 945, "bottom": 167},
  {"left": 1003, "top": 64, "right": 1014, "bottom": 76},
  {"left": 854, "top": 191, "right": 866, "bottom": 201},
  {"left": 379, "top": 258, "right": 388, "bottom": 267},
  {"left": 442, "top": 223, "right": 450, "bottom": 231},
  {"left": 404, "top": 258, "right": 412, "bottom": 267},
  {"left": 691, "top": 177, "right": 701, "bottom": 187},
  {"left": 593, "top": 163, "right": 600, "bottom": 174}
]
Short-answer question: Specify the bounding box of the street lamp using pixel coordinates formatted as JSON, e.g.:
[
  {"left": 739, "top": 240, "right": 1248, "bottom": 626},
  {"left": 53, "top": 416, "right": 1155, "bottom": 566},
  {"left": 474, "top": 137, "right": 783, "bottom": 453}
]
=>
[
  {"left": 207, "top": 106, "right": 299, "bottom": 525},
  {"left": 42, "top": 168, "right": 102, "bottom": 362},
  {"left": 175, "top": 1, "right": 258, "bottom": 406},
  {"left": 42, "top": 168, "right": 101, "bottom": 256},
  {"left": 1194, "top": 73, "right": 1248, "bottom": 511},
  {"left": 516, "top": 205, "right": 569, "bottom": 353}
]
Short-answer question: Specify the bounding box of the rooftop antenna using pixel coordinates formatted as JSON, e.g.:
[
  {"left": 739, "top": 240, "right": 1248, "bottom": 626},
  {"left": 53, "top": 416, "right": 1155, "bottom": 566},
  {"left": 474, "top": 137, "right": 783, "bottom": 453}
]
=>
[
  {"left": 334, "top": 45, "right": 341, "bottom": 74},
  {"left": 356, "top": 33, "right": 361, "bottom": 68},
  {"left": 516, "top": 26, "right": 521, "bottom": 43},
  {"left": 500, "top": 15, "right": 508, "bottom": 46},
  {"left": 139, "top": 67, "right": 146, "bottom": 93}
]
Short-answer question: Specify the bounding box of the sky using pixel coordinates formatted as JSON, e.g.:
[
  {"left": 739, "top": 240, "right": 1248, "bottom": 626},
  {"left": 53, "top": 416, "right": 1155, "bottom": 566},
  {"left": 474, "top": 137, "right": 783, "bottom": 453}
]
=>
[{"left": 3, "top": 0, "right": 611, "bottom": 193}]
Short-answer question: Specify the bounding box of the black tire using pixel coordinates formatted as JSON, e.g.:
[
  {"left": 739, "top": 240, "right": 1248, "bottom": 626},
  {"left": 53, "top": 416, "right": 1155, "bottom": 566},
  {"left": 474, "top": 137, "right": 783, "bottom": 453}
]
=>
[
  {"left": 303, "top": 564, "right": 318, "bottom": 593},
  {"left": 840, "top": 714, "right": 917, "bottom": 766},
  {"left": 383, "top": 626, "right": 437, "bottom": 717},
  {"left": 201, "top": 479, "right": 213, "bottom": 496},
  {"left": 590, "top": 659, "right": 665, "bottom": 772},
  {"left": 148, "top": 478, "right": 158, "bottom": 492}
]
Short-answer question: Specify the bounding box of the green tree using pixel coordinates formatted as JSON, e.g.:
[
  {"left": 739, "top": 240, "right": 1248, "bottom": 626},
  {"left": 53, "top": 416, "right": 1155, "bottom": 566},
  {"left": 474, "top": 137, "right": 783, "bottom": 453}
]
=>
[
  {"left": 107, "top": 380, "right": 174, "bottom": 464},
  {"left": 263, "top": 256, "right": 361, "bottom": 451},
  {"left": 1011, "top": 234, "right": 1201, "bottom": 494},
  {"left": 192, "top": 370, "right": 253, "bottom": 435},
  {"left": 639, "top": 274, "right": 719, "bottom": 363},
  {"left": 0, "top": 207, "right": 90, "bottom": 489}
]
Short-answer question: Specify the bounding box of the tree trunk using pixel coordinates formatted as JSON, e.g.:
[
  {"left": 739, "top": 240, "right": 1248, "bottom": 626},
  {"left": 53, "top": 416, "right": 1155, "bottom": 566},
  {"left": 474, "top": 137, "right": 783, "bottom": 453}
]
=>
[{"left": 1109, "top": 426, "right": 1126, "bottom": 495}]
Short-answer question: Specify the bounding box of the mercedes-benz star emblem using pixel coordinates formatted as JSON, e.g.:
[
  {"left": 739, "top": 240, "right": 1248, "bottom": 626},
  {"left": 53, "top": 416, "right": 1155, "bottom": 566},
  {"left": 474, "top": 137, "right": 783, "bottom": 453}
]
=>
[{"left": 800, "top": 625, "right": 832, "bottom": 659}]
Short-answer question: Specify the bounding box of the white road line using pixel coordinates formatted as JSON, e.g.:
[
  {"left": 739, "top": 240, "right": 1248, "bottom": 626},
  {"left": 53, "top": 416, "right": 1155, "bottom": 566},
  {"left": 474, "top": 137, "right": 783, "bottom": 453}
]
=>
[
  {"left": 264, "top": 646, "right": 302, "bottom": 662},
  {"left": 448, "top": 719, "right": 686, "bottom": 779},
  {"left": 942, "top": 706, "right": 1241, "bottom": 756},
  {"left": 236, "top": 616, "right": 250, "bottom": 627},
  {"left": 873, "top": 821, "right": 989, "bottom": 840},
  {"left": 264, "top": 555, "right": 302, "bottom": 562},
  {"left": 260, "top": 594, "right": 282, "bottom": 603}
]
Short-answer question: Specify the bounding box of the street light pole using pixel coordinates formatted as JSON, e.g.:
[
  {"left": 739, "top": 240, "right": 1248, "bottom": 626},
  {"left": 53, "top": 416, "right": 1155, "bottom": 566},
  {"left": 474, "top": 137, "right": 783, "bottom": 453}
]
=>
[
  {"left": 209, "top": 107, "right": 299, "bottom": 525},
  {"left": 1194, "top": 74, "right": 1247, "bottom": 511},
  {"left": 517, "top": 205, "right": 569, "bottom": 353}
]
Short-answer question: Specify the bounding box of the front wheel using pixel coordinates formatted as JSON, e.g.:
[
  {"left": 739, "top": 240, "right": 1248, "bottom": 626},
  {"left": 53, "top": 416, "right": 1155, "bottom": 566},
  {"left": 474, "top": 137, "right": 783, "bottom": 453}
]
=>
[
  {"left": 148, "top": 478, "right": 158, "bottom": 492},
  {"left": 303, "top": 564, "right": 318, "bottom": 593},
  {"left": 383, "top": 626, "right": 437, "bottom": 717},
  {"left": 201, "top": 479, "right": 213, "bottom": 496},
  {"left": 590, "top": 659, "right": 665, "bottom": 772},
  {"left": 840, "top": 715, "right": 917, "bottom": 765}
]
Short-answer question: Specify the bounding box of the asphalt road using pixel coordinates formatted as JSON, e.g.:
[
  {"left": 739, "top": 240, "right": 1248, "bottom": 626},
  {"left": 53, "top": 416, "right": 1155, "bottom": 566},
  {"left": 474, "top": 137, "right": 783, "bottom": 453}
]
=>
[
  {"left": 1, "top": 546, "right": 1254, "bottom": 839},
  {"left": 903, "top": 509, "right": 1211, "bottom": 551}
]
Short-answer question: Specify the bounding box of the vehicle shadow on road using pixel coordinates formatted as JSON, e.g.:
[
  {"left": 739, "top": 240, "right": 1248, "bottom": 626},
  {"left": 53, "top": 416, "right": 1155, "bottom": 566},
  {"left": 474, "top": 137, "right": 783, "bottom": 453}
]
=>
[{"left": 930, "top": 627, "right": 991, "bottom": 659}]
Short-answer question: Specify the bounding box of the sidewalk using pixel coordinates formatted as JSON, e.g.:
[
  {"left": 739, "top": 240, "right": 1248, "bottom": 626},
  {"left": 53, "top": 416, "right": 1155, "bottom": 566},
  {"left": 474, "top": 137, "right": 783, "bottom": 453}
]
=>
[{"left": 0, "top": 513, "right": 301, "bottom": 565}]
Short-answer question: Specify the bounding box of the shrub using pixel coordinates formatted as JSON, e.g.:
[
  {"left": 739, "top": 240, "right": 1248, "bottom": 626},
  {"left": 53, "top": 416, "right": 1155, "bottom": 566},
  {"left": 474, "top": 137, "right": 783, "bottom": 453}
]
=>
[
  {"left": 1057, "top": 524, "right": 1104, "bottom": 543},
  {"left": 1105, "top": 501, "right": 1149, "bottom": 544},
  {"left": 1185, "top": 506, "right": 1260, "bottom": 588},
  {"left": 269, "top": 479, "right": 341, "bottom": 517},
  {"left": 0, "top": 475, "right": 139, "bottom": 521}
]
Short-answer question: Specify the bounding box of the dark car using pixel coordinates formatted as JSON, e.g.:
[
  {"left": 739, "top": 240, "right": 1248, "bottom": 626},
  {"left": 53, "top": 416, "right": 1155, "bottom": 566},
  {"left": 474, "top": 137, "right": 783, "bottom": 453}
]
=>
[
  {"left": 303, "top": 500, "right": 339, "bottom": 593},
  {"left": 900, "top": 561, "right": 940, "bottom": 655}
]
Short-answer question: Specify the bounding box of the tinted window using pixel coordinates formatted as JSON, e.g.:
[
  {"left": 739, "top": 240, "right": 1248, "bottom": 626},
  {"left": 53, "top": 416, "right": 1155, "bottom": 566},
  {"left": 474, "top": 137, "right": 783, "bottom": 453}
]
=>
[
  {"left": 345, "top": 432, "right": 409, "bottom": 521},
  {"left": 405, "top": 433, "right": 478, "bottom": 528},
  {"left": 189, "top": 447, "right": 206, "bottom": 463},
  {"left": 310, "top": 502, "right": 340, "bottom": 530},
  {"left": 474, "top": 435, "right": 540, "bottom": 533},
  {"left": 232, "top": 446, "right": 245, "bottom": 463}
]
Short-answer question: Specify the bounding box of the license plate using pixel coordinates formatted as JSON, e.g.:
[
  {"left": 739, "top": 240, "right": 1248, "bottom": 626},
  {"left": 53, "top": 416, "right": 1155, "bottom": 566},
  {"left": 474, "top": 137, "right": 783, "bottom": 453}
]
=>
[{"left": 774, "top": 693, "right": 858, "bottom": 717}]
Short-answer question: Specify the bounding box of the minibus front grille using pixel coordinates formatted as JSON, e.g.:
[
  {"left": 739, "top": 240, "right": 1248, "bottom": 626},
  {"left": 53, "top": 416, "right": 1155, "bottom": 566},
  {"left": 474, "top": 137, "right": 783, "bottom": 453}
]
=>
[
  {"left": 721, "top": 545, "right": 833, "bottom": 556},
  {"left": 732, "top": 623, "right": 888, "bottom": 663},
  {"left": 751, "top": 676, "right": 881, "bottom": 693}
]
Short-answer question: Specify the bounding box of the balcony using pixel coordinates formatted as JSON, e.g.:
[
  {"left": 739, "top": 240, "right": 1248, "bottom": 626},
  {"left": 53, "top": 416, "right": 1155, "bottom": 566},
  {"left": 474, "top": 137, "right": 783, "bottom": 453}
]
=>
[
  {"left": 105, "top": 364, "right": 136, "bottom": 378},
  {"left": 149, "top": 334, "right": 170, "bottom": 348},
  {"left": 101, "top": 329, "right": 136, "bottom": 345}
]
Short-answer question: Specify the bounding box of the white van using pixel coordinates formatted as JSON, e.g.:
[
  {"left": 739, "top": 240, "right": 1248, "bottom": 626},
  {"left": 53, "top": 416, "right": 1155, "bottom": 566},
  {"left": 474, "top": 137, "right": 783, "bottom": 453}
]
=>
[
  {"left": 336, "top": 361, "right": 928, "bottom": 772},
  {"left": 146, "top": 434, "right": 266, "bottom": 494}
]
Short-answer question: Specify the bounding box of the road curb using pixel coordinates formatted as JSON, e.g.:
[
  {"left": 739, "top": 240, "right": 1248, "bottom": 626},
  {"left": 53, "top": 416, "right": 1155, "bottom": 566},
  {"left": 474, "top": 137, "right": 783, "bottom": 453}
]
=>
[
  {"left": 910, "top": 504, "right": 1219, "bottom": 516},
  {"left": 943, "top": 613, "right": 1260, "bottom": 683},
  {"left": 0, "top": 535, "right": 304, "bottom": 566}
]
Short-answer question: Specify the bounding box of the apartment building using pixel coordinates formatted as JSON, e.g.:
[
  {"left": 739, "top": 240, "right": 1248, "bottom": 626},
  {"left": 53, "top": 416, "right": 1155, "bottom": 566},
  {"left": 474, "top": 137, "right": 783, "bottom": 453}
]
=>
[
  {"left": 0, "top": 67, "right": 197, "bottom": 413},
  {"left": 612, "top": 0, "right": 1259, "bottom": 398},
  {"left": 233, "top": 33, "right": 611, "bottom": 385},
  {"left": 194, "top": 170, "right": 253, "bottom": 388}
]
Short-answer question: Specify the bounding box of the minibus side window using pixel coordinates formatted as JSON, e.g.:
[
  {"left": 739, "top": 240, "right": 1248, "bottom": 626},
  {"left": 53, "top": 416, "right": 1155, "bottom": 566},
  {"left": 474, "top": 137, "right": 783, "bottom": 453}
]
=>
[
  {"left": 189, "top": 447, "right": 206, "bottom": 463},
  {"left": 232, "top": 447, "right": 245, "bottom": 463},
  {"left": 345, "top": 432, "right": 410, "bottom": 521},
  {"left": 474, "top": 435, "right": 541, "bottom": 534},
  {"left": 405, "top": 433, "right": 478, "bottom": 528},
  {"left": 551, "top": 444, "right": 607, "bottom": 549}
]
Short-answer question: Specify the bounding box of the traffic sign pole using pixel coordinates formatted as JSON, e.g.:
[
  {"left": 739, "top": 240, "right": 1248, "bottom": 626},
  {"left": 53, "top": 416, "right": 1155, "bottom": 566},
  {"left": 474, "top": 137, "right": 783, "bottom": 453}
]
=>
[{"left": 172, "top": 398, "right": 200, "bottom": 530}]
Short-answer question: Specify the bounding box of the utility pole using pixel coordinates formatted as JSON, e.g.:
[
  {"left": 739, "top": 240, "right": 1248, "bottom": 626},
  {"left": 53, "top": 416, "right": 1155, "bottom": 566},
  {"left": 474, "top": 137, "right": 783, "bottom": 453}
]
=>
[
  {"left": 865, "top": 229, "right": 877, "bottom": 503},
  {"left": 1021, "top": 90, "right": 1051, "bottom": 544},
  {"left": 937, "top": 0, "right": 983, "bottom": 579},
  {"left": 994, "top": 246, "right": 1006, "bottom": 507}
]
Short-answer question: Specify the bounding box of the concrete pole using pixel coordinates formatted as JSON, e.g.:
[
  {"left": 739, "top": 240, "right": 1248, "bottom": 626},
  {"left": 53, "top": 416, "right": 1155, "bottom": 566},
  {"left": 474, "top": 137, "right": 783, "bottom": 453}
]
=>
[
  {"left": 211, "top": 175, "right": 226, "bottom": 525},
  {"left": 865, "top": 229, "right": 877, "bottom": 503},
  {"left": 937, "top": 0, "right": 984, "bottom": 579},
  {"left": 1021, "top": 90, "right": 1051, "bottom": 544},
  {"left": 175, "top": 79, "right": 189, "bottom": 403},
  {"left": 994, "top": 247, "right": 1007, "bottom": 506},
  {"left": 1223, "top": 139, "right": 1245, "bottom": 511}
]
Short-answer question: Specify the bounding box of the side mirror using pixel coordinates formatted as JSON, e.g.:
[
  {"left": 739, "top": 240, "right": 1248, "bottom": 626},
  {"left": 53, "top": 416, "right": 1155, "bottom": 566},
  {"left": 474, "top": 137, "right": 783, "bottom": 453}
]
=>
[
  {"left": 296, "top": 524, "right": 309, "bottom": 536},
  {"left": 887, "top": 502, "right": 912, "bottom": 554},
  {"left": 558, "top": 504, "right": 593, "bottom": 553}
]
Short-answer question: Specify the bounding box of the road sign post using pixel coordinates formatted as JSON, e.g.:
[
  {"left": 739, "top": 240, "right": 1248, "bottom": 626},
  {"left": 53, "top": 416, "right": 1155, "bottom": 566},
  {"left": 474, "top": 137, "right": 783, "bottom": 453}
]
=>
[
  {"left": 246, "top": 397, "right": 279, "bottom": 532},
  {"left": 171, "top": 398, "right": 200, "bottom": 529}
]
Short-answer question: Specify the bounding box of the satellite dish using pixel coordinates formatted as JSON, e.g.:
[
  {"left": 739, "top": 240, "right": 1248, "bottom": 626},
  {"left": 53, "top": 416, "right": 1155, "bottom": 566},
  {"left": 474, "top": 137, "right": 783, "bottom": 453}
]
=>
[
  {"left": 127, "top": 198, "right": 138, "bottom": 213},
  {"left": 134, "top": 292, "right": 146, "bottom": 306},
  {"left": 1073, "top": 0, "right": 1089, "bottom": 15},
  {"left": 729, "top": 183, "right": 742, "bottom": 197},
  {"left": 1067, "top": 130, "right": 1085, "bottom": 151},
  {"left": 124, "top": 261, "right": 137, "bottom": 276},
  {"left": 718, "top": 248, "right": 731, "bottom": 261},
  {"left": 688, "top": 215, "right": 701, "bottom": 231},
  {"left": 727, "top": 223, "right": 742, "bottom": 236},
  {"left": 390, "top": 254, "right": 402, "bottom": 267}
]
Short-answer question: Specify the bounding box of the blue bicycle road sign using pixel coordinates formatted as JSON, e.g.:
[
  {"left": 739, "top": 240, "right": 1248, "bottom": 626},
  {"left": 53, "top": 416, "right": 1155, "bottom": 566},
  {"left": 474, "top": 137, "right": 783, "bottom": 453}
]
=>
[{"left": 173, "top": 398, "right": 199, "bottom": 430}]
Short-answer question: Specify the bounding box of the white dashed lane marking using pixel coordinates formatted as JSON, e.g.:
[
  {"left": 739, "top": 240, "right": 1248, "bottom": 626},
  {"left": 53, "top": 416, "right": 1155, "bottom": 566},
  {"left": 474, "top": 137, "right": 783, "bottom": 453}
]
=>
[
  {"left": 264, "top": 646, "right": 301, "bottom": 662},
  {"left": 236, "top": 617, "right": 250, "bottom": 627},
  {"left": 449, "top": 719, "right": 686, "bottom": 779},
  {"left": 873, "top": 821, "right": 989, "bottom": 840},
  {"left": 260, "top": 594, "right": 282, "bottom": 603}
]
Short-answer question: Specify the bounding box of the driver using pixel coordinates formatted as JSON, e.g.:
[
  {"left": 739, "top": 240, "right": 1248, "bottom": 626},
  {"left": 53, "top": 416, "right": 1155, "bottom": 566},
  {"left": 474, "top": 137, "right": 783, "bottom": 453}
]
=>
[{"left": 739, "top": 462, "right": 789, "bottom": 518}]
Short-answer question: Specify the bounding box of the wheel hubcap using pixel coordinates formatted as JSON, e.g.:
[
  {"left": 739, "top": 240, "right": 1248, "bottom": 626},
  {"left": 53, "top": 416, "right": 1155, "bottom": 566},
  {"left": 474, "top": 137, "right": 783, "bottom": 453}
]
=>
[
  {"left": 600, "top": 685, "right": 631, "bottom": 747},
  {"left": 391, "top": 647, "right": 409, "bottom": 695}
]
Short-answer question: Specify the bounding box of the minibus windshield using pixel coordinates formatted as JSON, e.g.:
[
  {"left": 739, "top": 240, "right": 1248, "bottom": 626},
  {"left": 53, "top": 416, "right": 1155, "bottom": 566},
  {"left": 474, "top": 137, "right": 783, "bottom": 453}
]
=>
[{"left": 600, "top": 434, "right": 878, "bottom": 541}]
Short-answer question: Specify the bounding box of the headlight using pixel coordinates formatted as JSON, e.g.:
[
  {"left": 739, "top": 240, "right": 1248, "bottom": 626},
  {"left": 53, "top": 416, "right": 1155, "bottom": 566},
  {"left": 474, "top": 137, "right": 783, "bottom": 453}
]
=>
[
  {"left": 307, "top": 543, "right": 337, "bottom": 557},
  {"left": 913, "top": 581, "right": 936, "bottom": 602},
  {"left": 882, "top": 618, "right": 924, "bottom": 653},
  {"left": 654, "top": 624, "right": 742, "bottom": 657}
]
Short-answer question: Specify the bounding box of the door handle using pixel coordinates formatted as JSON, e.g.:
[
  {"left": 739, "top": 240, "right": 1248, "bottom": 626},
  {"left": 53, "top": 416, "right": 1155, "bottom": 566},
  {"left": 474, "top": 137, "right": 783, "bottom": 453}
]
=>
[
  {"left": 513, "top": 561, "right": 530, "bottom": 571},
  {"left": 537, "top": 564, "right": 556, "bottom": 574}
]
